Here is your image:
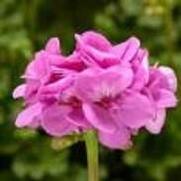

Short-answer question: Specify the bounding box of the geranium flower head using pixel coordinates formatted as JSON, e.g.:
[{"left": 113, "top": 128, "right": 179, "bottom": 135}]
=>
[{"left": 13, "top": 31, "right": 177, "bottom": 150}]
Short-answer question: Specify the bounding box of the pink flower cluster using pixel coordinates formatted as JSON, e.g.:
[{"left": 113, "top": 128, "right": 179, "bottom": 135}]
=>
[{"left": 13, "top": 31, "right": 177, "bottom": 149}]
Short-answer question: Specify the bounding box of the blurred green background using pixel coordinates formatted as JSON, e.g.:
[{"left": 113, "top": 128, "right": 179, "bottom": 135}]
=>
[{"left": 0, "top": 0, "right": 181, "bottom": 180}]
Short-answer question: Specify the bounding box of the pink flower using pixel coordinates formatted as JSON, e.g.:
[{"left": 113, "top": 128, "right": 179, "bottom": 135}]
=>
[
  {"left": 144, "top": 66, "right": 177, "bottom": 134},
  {"left": 74, "top": 66, "right": 154, "bottom": 149},
  {"left": 75, "top": 31, "right": 140, "bottom": 68},
  {"left": 13, "top": 31, "right": 177, "bottom": 150}
]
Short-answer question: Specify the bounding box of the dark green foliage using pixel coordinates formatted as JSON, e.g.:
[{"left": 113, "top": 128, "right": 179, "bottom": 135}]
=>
[{"left": 0, "top": 0, "right": 181, "bottom": 180}]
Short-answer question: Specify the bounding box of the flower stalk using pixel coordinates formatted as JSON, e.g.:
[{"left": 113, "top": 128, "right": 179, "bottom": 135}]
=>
[{"left": 84, "top": 130, "right": 99, "bottom": 181}]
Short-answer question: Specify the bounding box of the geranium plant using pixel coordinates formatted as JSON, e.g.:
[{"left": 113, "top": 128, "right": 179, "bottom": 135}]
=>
[{"left": 13, "top": 31, "right": 177, "bottom": 181}]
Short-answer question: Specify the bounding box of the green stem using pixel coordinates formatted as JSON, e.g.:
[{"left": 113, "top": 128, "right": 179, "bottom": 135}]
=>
[{"left": 84, "top": 131, "right": 99, "bottom": 181}]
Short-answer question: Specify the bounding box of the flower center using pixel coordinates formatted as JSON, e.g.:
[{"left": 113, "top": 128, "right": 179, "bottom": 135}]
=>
[
  {"left": 96, "top": 97, "right": 112, "bottom": 109},
  {"left": 60, "top": 96, "right": 81, "bottom": 108}
]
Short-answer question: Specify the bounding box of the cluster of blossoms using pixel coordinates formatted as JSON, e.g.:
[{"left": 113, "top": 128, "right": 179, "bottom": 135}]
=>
[{"left": 13, "top": 31, "right": 177, "bottom": 149}]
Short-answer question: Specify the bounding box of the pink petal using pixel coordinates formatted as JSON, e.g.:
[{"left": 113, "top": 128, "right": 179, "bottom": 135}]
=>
[
  {"left": 67, "top": 108, "right": 91, "bottom": 128},
  {"left": 148, "top": 68, "right": 170, "bottom": 91},
  {"left": 132, "top": 49, "right": 149, "bottom": 90},
  {"left": 24, "top": 79, "right": 39, "bottom": 104},
  {"left": 15, "top": 103, "right": 42, "bottom": 127},
  {"left": 78, "top": 50, "right": 100, "bottom": 67},
  {"left": 76, "top": 41, "right": 119, "bottom": 68},
  {"left": 75, "top": 66, "right": 133, "bottom": 102},
  {"left": 75, "top": 32, "right": 120, "bottom": 68},
  {"left": 37, "top": 76, "right": 74, "bottom": 102},
  {"left": 145, "top": 109, "right": 166, "bottom": 134},
  {"left": 98, "top": 126, "right": 132, "bottom": 150},
  {"left": 158, "top": 66, "right": 177, "bottom": 92},
  {"left": 41, "top": 104, "right": 77, "bottom": 137},
  {"left": 45, "top": 37, "right": 61, "bottom": 54},
  {"left": 82, "top": 103, "right": 117, "bottom": 133},
  {"left": 75, "top": 31, "right": 111, "bottom": 51},
  {"left": 13, "top": 84, "right": 26, "bottom": 99},
  {"left": 55, "top": 53, "right": 85, "bottom": 71},
  {"left": 108, "top": 65, "right": 133, "bottom": 91},
  {"left": 155, "top": 89, "right": 177, "bottom": 108},
  {"left": 24, "top": 51, "right": 50, "bottom": 80},
  {"left": 110, "top": 41, "right": 129, "bottom": 59},
  {"left": 121, "top": 37, "right": 140, "bottom": 62},
  {"left": 117, "top": 92, "right": 154, "bottom": 129},
  {"left": 132, "top": 67, "right": 148, "bottom": 90}
]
